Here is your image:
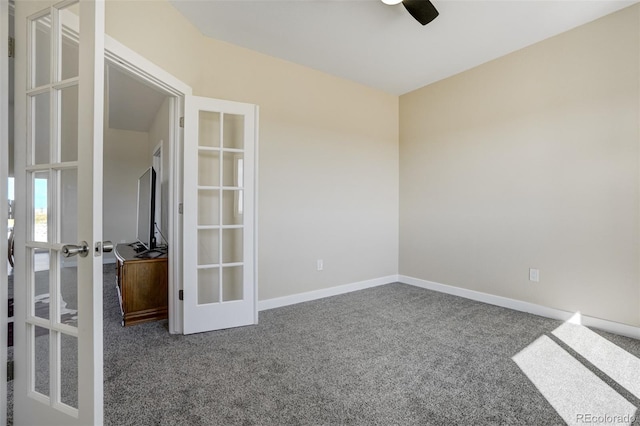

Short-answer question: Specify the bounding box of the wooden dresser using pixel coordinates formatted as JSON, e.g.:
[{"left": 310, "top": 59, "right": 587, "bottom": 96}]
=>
[{"left": 114, "top": 244, "right": 168, "bottom": 326}]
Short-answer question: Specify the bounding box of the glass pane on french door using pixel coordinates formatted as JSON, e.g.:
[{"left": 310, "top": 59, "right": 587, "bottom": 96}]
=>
[
  {"left": 197, "top": 112, "right": 246, "bottom": 304},
  {"left": 25, "top": 0, "right": 80, "bottom": 412}
]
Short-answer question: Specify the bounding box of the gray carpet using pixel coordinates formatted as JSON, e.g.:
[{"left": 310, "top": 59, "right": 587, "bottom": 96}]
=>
[
  {"left": 7, "top": 268, "right": 78, "bottom": 341},
  {"left": 6, "top": 265, "right": 640, "bottom": 424},
  {"left": 101, "top": 264, "right": 640, "bottom": 426}
]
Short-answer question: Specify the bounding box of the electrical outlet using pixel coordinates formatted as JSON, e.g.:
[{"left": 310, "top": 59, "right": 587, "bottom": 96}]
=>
[
  {"left": 529, "top": 268, "right": 539, "bottom": 282},
  {"left": 317, "top": 259, "right": 323, "bottom": 271}
]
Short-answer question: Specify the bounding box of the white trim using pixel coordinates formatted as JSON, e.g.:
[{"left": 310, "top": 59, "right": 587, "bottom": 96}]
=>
[
  {"left": 399, "top": 275, "right": 640, "bottom": 341},
  {"left": 253, "top": 105, "right": 259, "bottom": 324},
  {"left": 152, "top": 142, "right": 162, "bottom": 157},
  {"left": 104, "top": 36, "right": 191, "bottom": 97},
  {"left": 78, "top": 1, "right": 105, "bottom": 422},
  {"left": 57, "top": 257, "right": 116, "bottom": 268},
  {"left": 170, "top": 97, "right": 183, "bottom": 334},
  {"left": 258, "top": 275, "right": 399, "bottom": 311},
  {"left": 579, "top": 315, "right": 640, "bottom": 341}
]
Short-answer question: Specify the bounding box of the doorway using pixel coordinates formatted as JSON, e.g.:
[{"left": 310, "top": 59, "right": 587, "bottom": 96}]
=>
[
  {"left": 102, "top": 62, "right": 172, "bottom": 326},
  {"left": 103, "top": 35, "right": 191, "bottom": 335}
]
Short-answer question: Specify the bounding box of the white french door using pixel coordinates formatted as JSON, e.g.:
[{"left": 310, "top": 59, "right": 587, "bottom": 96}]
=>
[
  {"left": 183, "top": 96, "right": 258, "bottom": 334},
  {"left": 13, "top": 0, "right": 104, "bottom": 424}
]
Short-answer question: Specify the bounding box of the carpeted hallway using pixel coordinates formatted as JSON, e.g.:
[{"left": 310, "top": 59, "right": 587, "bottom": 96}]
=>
[{"left": 101, "top": 264, "right": 640, "bottom": 425}]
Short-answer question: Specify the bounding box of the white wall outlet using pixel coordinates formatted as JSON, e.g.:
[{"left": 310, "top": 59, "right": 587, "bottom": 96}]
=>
[
  {"left": 529, "top": 268, "right": 540, "bottom": 282},
  {"left": 317, "top": 259, "right": 323, "bottom": 271}
]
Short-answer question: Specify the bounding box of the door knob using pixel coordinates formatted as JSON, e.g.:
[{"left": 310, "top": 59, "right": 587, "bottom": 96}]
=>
[
  {"left": 94, "top": 241, "right": 114, "bottom": 256},
  {"left": 62, "top": 241, "right": 89, "bottom": 258},
  {"left": 102, "top": 241, "right": 114, "bottom": 253}
]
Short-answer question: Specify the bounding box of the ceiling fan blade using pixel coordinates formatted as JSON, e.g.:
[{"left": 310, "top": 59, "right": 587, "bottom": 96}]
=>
[{"left": 402, "top": 0, "right": 439, "bottom": 26}]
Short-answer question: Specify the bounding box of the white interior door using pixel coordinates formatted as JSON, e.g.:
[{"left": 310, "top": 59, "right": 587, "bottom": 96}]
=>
[
  {"left": 13, "top": 0, "right": 104, "bottom": 424},
  {"left": 183, "top": 96, "right": 258, "bottom": 334}
]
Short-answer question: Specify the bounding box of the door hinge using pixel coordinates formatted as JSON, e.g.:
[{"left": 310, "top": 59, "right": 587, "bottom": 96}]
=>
[
  {"left": 8, "top": 37, "right": 15, "bottom": 58},
  {"left": 178, "top": 203, "right": 183, "bottom": 214},
  {"left": 179, "top": 117, "right": 184, "bottom": 128},
  {"left": 179, "top": 290, "right": 184, "bottom": 301}
]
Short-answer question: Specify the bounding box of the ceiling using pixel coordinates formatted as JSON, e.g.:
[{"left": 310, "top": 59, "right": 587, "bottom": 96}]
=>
[
  {"left": 169, "top": 0, "right": 637, "bottom": 95},
  {"left": 106, "top": 64, "right": 166, "bottom": 132}
]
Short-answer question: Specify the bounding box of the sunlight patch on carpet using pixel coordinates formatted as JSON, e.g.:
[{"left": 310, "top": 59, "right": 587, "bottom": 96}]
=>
[
  {"left": 513, "top": 335, "right": 637, "bottom": 426},
  {"left": 552, "top": 322, "right": 640, "bottom": 400}
]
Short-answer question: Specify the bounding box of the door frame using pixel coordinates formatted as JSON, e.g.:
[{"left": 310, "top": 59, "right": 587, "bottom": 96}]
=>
[{"left": 104, "top": 35, "right": 192, "bottom": 334}]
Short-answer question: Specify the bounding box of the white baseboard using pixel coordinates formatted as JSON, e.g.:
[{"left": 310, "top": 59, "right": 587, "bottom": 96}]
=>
[
  {"left": 60, "top": 257, "right": 116, "bottom": 268},
  {"left": 258, "top": 275, "right": 399, "bottom": 312},
  {"left": 399, "top": 275, "right": 640, "bottom": 341},
  {"left": 255, "top": 273, "right": 640, "bottom": 341}
]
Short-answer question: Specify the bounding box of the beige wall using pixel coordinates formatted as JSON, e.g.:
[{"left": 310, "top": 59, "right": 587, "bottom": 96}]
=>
[
  {"left": 103, "top": 0, "right": 640, "bottom": 327},
  {"left": 105, "top": 0, "right": 400, "bottom": 300},
  {"left": 400, "top": 6, "right": 640, "bottom": 327},
  {"left": 103, "top": 127, "right": 151, "bottom": 261}
]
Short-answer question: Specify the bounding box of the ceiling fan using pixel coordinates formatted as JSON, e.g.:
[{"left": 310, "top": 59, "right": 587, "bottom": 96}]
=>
[{"left": 382, "top": 0, "right": 439, "bottom": 26}]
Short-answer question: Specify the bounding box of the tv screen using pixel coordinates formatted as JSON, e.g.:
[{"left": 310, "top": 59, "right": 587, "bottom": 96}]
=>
[{"left": 136, "top": 167, "right": 156, "bottom": 251}]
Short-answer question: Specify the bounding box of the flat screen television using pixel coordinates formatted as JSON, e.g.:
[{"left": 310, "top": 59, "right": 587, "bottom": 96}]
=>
[{"left": 136, "top": 166, "right": 157, "bottom": 251}]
